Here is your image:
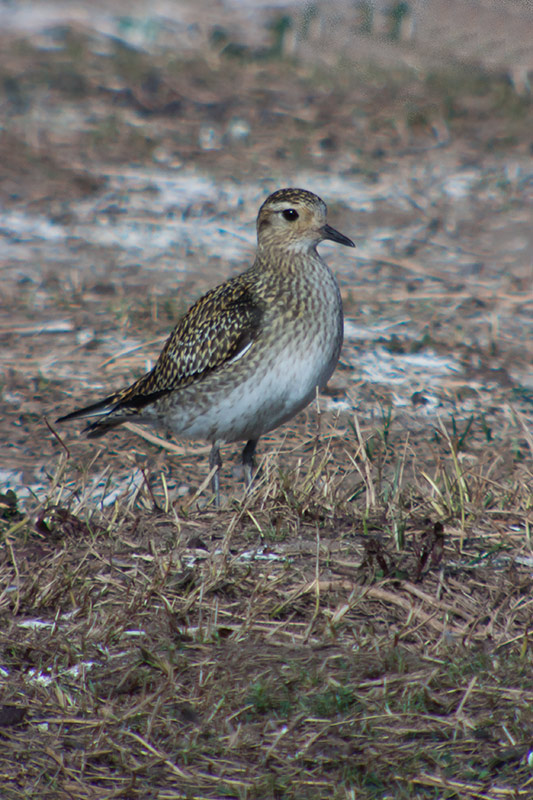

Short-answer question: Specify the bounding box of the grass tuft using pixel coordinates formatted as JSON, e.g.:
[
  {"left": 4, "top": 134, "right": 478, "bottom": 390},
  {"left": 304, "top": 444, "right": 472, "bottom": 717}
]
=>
[{"left": 1, "top": 412, "right": 531, "bottom": 798}]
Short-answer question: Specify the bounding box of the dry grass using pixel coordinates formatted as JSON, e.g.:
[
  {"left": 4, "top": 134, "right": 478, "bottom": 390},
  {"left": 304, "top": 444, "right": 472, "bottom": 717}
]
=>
[{"left": 1, "top": 410, "right": 532, "bottom": 799}]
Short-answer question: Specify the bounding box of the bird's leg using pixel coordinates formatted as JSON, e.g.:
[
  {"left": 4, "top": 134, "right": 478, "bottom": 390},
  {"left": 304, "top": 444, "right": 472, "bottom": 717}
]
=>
[
  {"left": 209, "top": 441, "right": 222, "bottom": 507},
  {"left": 242, "top": 439, "right": 258, "bottom": 492}
]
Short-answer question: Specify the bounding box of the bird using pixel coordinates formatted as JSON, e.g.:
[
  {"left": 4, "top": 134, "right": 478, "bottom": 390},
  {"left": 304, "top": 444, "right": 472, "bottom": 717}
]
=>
[{"left": 57, "top": 188, "right": 355, "bottom": 504}]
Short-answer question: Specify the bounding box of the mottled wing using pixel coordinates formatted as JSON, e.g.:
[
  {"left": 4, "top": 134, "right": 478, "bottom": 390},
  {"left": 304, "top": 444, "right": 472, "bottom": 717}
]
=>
[
  {"left": 124, "top": 278, "right": 263, "bottom": 401},
  {"left": 58, "top": 277, "right": 263, "bottom": 436}
]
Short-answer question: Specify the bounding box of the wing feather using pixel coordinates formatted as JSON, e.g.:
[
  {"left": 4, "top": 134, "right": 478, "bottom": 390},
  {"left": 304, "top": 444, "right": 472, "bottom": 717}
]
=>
[
  {"left": 122, "top": 279, "right": 263, "bottom": 402},
  {"left": 57, "top": 277, "right": 264, "bottom": 436}
]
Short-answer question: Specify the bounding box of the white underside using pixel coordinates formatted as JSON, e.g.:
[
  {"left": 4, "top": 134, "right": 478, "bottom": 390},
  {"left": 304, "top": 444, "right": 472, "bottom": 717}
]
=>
[{"left": 158, "top": 334, "right": 338, "bottom": 444}]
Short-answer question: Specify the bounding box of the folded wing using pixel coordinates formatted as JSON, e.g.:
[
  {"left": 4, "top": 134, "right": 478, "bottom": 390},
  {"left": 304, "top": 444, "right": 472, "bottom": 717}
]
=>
[{"left": 57, "top": 278, "right": 264, "bottom": 437}]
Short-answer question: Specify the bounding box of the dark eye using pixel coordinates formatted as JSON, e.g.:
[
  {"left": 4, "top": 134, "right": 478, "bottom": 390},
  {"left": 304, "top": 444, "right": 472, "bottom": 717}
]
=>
[{"left": 282, "top": 208, "right": 299, "bottom": 221}]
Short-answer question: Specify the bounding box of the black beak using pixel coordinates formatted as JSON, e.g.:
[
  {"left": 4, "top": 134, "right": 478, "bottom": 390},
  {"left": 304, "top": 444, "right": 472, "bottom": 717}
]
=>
[{"left": 323, "top": 223, "right": 355, "bottom": 248}]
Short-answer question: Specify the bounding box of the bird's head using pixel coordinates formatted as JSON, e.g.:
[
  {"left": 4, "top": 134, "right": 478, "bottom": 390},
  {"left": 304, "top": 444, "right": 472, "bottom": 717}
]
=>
[{"left": 256, "top": 188, "right": 354, "bottom": 253}]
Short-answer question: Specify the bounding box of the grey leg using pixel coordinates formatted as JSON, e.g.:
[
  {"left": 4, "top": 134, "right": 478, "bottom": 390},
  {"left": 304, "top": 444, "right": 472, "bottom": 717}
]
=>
[
  {"left": 209, "top": 442, "right": 222, "bottom": 507},
  {"left": 242, "top": 439, "right": 258, "bottom": 490}
]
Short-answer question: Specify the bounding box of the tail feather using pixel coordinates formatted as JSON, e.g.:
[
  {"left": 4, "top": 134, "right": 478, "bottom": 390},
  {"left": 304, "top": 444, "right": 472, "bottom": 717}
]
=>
[
  {"left": 56, "top": 394, "right": 125, "bottom": 438},
  {"left": 56, "top": 384, "right": 170, "bottom": 438},
  {"left": 85, "top": 416, "right": 125, "bottom": 439},
  {"left": 56, "top": 394, "right": 120, "bottom": 425}
]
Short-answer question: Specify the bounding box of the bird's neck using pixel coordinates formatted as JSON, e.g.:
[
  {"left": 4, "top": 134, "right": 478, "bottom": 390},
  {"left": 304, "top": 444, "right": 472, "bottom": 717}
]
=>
[{"left": 254, "top": 242, "right": 321, "bottom": 272}]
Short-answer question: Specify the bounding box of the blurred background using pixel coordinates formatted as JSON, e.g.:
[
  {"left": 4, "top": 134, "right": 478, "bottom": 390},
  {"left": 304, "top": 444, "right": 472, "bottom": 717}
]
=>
[{"left": 1, "top": 0, "right": 532, "bottom": 499}]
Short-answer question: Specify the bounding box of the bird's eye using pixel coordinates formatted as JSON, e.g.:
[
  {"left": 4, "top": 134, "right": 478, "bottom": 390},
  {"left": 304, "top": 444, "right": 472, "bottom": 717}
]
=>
[{"left": 282, "top": 208, "right": 299, "bottom": 221}]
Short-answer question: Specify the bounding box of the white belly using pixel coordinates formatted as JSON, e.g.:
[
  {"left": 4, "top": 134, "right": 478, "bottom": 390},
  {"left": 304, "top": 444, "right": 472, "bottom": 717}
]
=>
[{"left": 160, "top": 333, "right": 338, "bottom": 443}]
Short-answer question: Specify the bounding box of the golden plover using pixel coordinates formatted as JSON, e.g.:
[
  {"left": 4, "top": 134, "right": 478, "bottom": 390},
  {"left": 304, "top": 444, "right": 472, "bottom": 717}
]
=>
[{"left": 57, "top": 188, "right": 354, "bottom": 502}]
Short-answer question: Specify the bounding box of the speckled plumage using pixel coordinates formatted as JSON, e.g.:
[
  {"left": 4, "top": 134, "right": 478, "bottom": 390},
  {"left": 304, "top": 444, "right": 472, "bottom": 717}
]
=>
[{"left": 57, "top": 188, "right": 354, "bottom": 501}]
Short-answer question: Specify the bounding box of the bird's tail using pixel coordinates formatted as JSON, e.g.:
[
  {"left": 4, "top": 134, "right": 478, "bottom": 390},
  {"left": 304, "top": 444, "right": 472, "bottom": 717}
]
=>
[
  {"left": 56, "top": 394, "right": 126, "bottom": 438},
  {"left": 56, "top": 374, "right": 169, "bottom": 438}
]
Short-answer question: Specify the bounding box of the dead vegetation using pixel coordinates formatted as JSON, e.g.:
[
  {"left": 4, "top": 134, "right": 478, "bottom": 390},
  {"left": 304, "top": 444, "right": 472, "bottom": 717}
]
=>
[{"left": 1, "top": 409, "right": 532, "bottom": 799}]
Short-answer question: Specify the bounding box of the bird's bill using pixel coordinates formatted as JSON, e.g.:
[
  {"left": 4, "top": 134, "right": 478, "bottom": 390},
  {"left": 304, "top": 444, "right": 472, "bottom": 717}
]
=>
[{"left": 322, "top": 224, "right": 355, "bottom": 248}]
